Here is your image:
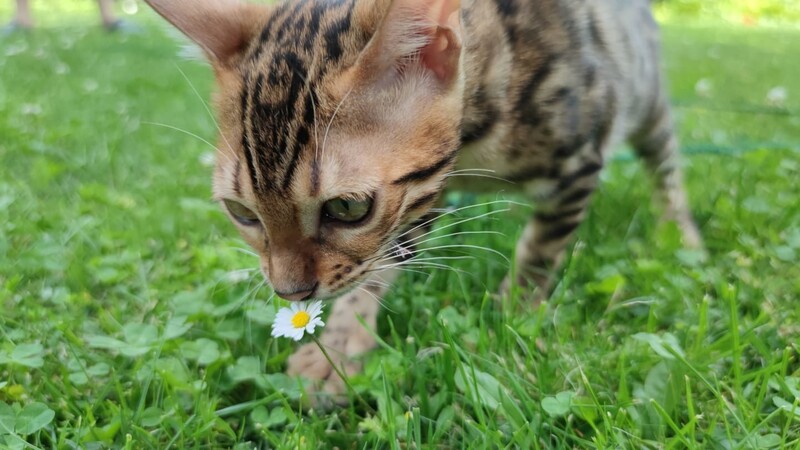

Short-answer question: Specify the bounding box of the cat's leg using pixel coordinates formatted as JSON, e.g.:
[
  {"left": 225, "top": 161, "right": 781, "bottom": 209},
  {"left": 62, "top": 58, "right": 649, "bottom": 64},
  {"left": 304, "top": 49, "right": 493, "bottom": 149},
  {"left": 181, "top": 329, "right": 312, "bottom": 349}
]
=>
[
  {"left": 631, "top": 104, "right": 702, "bottom": 248},
  {"left": 507, "top": 153, "right": 604, "bottom": 299},
  {"left": 287, "top": 267, "right": 399, "bottom": 397}
]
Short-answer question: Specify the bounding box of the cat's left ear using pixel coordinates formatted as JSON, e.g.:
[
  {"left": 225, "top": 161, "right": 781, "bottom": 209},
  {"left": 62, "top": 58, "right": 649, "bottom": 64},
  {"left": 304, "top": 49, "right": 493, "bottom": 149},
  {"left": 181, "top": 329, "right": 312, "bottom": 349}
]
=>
[
  {"left": 355, "top": 0, "right": 462, "bottom": 87},
  {"left": 145, "top": 0, "right": 269, "bottom": 67}
]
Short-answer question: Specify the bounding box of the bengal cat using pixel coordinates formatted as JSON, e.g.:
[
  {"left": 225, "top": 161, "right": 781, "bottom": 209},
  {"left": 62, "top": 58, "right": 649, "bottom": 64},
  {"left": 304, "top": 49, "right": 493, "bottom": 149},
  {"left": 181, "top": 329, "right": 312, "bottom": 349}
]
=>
[{"left": 145, "top": 0, "right": 702, "bottom": 395}]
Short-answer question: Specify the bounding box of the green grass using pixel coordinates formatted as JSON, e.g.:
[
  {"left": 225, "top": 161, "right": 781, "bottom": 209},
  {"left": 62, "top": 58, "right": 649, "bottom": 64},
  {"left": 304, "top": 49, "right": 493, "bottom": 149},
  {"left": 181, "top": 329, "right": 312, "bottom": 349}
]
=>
[{"left": 1, "top": 5, "right": 799, "bottom": 449}]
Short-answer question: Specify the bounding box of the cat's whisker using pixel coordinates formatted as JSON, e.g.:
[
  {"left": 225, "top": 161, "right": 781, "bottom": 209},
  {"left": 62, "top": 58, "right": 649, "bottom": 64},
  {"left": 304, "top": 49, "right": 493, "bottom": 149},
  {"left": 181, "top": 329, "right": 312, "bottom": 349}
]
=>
[
  {"left": 142, "top": 122, "right": 220, "bottom": 153},
  {"left": 321, "top": 86, "right": 354, "bottom": 165},
  {"left": 366, "top": 227, "right": 505, "bottom": 265},
  {"left": 175, "top": 64, "right": 237, "bottom": 162},
  {"left": 374, "top": 263, "right": 471, "bottom": 278},
  {"left": 362, "top": 278, "right": 391, "bottom": 289},
  {"left": 401, "top": 230, "right": 505, "bottom": 249},
  {"left": 373, "top": 267, "right": 429, "bottom": 276},
  {"left": 247, "top": 279, "right": 271, "bottom": 303},
  {"left": 373, "top": 230, "right": 505, "bottom": 261},
  {"left": 375, "top": 243, "right": 508, "bottom": 265},
  {"left": 394, "top": 199, "right": 525, "bottom": 241},
  {"left": 447, "top": 168, "right": 497, "bottom": 174},
  {"left": 397, "top": 207, "right": 512, "bottom": 248},
  {"left": 374, "top": 259, "right": 470, "bottom": 272},
  {"left": 445, "top": 173, "right": 514, "bottom": 183},
  {"left": 228, "top": 247, "right": 260, "bottom": 258},
  {"left": 356, "top": 286, "right": 396, "bottom": 314}
]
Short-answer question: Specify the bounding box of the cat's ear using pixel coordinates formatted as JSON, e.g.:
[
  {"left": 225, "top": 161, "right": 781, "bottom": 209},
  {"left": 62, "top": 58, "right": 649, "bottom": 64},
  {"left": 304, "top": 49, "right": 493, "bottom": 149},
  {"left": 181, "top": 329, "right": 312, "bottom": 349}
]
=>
[
  {"left": 355, "top": 0, "right": 462, "bottom": 86},
  {"left": 145, "top": 0, "right": 268, "bottom": 67}
]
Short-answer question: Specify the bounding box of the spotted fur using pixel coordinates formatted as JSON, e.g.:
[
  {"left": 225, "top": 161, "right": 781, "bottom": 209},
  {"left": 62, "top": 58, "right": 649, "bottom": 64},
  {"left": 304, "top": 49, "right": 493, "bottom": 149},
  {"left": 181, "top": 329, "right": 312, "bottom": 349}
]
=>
[{"left": 146, "top": 0, "right": 701, "bottom": 395}]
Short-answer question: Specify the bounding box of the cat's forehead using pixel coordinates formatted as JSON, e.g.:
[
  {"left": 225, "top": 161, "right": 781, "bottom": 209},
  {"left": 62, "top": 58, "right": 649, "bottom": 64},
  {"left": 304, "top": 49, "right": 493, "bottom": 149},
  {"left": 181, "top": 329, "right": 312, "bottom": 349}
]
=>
[
  {"left": 244, "top": 0, "right": 369, "bottom": 68},
  {"left": 233, "top": 0, "right": 375, "bottom": 195}
]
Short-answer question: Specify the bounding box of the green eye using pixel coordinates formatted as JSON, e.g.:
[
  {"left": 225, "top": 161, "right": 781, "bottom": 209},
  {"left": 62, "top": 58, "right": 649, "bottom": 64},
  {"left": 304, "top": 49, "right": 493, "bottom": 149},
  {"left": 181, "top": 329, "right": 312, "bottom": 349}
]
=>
[
  {"left": 224, "top": 200, "right": 260, "bottom": 226},
  {"left": 322, "top": 197, "right": 373, "bottom": 223}
]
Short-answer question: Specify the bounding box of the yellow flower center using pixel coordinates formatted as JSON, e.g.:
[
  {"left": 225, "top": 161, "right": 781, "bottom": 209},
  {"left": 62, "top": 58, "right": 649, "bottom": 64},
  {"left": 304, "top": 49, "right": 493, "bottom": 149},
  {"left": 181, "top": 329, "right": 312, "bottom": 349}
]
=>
[{"left": 291, "top": 311, "right": 311, "bottom": 328}]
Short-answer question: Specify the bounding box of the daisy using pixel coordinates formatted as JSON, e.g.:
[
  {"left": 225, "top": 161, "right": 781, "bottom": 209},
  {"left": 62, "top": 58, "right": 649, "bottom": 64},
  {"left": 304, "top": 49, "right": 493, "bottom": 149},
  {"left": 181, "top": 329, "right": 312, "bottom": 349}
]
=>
[{"left": 271, "top": 301, "right": 325, "bottom": 341}]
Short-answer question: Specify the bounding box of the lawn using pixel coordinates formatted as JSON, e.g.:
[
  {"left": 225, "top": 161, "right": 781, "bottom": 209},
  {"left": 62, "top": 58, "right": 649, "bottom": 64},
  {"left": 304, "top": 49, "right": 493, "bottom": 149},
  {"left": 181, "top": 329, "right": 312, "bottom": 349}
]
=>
[{"left": 1, "top": 4, "right": 799, "bottom": 449}]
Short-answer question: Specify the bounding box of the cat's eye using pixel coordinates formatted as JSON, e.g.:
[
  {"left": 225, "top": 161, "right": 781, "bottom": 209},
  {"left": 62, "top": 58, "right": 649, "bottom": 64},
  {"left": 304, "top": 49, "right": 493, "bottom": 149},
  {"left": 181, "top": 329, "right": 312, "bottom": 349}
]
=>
[
  {"left": 223, "top": 200, "right": 261, "bottom": 226},
  {"left": 322, "top": 197, "right": 373, "bottom": 224}
]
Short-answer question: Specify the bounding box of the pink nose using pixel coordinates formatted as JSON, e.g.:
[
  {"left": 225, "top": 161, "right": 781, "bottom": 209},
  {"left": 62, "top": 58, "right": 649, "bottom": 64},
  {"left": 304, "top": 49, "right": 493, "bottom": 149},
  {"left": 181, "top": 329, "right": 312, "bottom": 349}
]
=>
[{"left": 275, "top": 286, "right": 316, "bottom": 301}]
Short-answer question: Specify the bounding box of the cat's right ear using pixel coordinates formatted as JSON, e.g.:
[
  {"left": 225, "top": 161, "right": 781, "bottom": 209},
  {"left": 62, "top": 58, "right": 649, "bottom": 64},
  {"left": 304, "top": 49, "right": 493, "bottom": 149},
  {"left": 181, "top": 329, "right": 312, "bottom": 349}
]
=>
[
  {"left": 144, "top": 0, "right": 269, "bottom": 67},
  {"left": 353, "top": 0, "right": 462, "bottom": 88}
]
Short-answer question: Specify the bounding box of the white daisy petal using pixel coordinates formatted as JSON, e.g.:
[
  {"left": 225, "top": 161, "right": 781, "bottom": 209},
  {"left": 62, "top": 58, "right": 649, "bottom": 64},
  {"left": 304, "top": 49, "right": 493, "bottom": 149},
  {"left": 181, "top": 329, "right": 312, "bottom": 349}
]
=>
[
  {"left": 289, "top": 328, "right": 305, "bottom": 341},
  {"left": 307, "top": 302, "right": 322, "bottom": 316},
  {"left": 271, "top": 300, "right": 326, "bottom": 340}
]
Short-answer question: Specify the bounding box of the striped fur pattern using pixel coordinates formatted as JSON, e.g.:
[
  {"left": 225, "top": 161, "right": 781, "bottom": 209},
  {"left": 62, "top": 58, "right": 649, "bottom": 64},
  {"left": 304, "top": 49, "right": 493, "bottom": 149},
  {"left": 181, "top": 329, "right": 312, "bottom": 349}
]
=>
[{"left": 146, "top": 0, "right": 701, "bottom": 395}]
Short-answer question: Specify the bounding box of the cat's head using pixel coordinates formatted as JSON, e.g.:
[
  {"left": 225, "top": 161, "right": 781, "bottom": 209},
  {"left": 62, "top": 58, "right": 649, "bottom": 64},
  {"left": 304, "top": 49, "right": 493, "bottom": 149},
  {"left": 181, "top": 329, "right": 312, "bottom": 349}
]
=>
[{"left": 147, "top": 0, "right": 464, "bottom": 300}]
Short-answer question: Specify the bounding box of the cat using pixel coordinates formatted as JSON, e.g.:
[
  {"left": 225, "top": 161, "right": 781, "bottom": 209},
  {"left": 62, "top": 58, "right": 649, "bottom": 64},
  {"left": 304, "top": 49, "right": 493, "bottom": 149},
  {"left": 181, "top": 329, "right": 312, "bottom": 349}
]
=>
[{"left": 145, "top": 0, "right": 702, "bottom": 395}]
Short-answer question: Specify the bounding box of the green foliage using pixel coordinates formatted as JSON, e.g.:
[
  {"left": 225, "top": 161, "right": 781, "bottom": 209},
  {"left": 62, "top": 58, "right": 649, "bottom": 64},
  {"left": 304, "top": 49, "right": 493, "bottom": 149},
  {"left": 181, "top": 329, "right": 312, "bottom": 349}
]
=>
[
  {"left": 0, "top": 4, "right": 799, "bottom": 449},
  {"left": 657, "top": 0, "right": 800, "bottom": 23}
]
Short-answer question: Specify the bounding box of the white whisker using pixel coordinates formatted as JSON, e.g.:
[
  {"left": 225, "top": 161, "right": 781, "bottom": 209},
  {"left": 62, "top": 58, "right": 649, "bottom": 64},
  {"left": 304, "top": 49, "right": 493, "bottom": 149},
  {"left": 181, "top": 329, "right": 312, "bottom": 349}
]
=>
[
  {"left": 445, "top": 172, "right": 514, "bottom": 183},
  {"left": 321, "top": 87, "right": 354, "bottom": 164},
  {"left": 376, "top": 243, "right": 508, "bottom": 265},
  {"left": 357, "top": 286, "right": 396, "bottom": 314},
  {"left": 395, "top": 199, "right": 525, "bottom": 242},
  {"left": 399, "top": 230, "right": 505, "bottom": 251},
  {"left": 143, "top": 122, "right": 218, "bottom": 152},
  {"left": 175, "top": 64, "right": 236, "bottom": 162},
  {"left": 399, "top": 207, "right": 511, "bottom": 247},
  {"left": 229, "top": 247, "right": 259, "bottom": 258}
]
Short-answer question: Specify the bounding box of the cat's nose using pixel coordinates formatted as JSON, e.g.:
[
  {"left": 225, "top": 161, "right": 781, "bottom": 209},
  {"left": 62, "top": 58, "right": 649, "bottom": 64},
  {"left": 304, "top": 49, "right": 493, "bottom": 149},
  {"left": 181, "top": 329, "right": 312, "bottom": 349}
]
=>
[{"left": 274, "top": 284, "right": 317, "bottom": 302}]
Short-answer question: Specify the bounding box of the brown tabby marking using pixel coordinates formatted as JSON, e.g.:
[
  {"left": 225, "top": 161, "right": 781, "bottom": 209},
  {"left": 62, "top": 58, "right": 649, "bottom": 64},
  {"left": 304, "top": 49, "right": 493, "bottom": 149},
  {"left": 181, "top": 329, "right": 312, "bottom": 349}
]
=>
[{"left": 146, "top": 0, "right": 701, "bottom": 396}]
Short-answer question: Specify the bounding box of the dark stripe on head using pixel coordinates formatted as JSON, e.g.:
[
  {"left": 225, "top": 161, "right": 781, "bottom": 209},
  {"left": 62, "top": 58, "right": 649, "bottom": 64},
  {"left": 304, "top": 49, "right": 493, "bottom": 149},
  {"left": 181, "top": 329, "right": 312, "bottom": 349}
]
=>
[
  {"left": 393, "top": 153, "right": 456, "bottom": 185},
  {"left": 250, "top": 73, "right": 278, "bottom": 192},
  {"left": 240, "top": 80, "right": 261, "bottom": 193},
  {"left": 310, "top": 158, "right": 320, "bottom": 196},
  {"left": 233, "top": 159, "right": 242, "bottom": 196},
  {"left": 324, "top": 0, "right": 355, "bottom": 62},
  {"left": 250, "top": 1, "right": 291, "bottom": 62},
  {"left": 282, "top": 125, "right": 308, "bottom": 191}
]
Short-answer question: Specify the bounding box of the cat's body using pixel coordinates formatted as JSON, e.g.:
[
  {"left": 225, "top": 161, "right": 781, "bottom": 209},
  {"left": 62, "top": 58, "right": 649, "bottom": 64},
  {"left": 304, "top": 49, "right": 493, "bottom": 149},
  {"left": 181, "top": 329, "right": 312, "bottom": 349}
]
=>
[{"left": 146, "top": 0, "right": 701, "bottom": 395}]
